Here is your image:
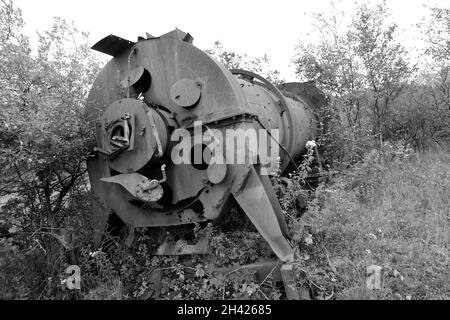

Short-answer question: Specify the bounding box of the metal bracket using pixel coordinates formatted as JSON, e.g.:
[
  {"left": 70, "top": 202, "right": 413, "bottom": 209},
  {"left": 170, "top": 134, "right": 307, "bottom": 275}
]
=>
[
  {"left": 91, "top": 34, "right": 135, "bottom": 57},
  {"left": 231, "top": 164, "right": 252, "bottom": 196},
  {"left": 281, "top": 263, "right": 311, "bottom": 300},
  {"left": 232, "top": 165, "right": 294, "bottom": 262},
  {"left": 100, "top": 165, "right": 167, "bottom": 203},
  {"left": 148, "top": 110, "right": 163, "bottom": 157}
]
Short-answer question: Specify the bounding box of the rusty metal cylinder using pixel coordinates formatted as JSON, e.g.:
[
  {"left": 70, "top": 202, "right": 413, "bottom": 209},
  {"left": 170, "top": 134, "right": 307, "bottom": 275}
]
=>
[
  {"left": 85, "top": 30, "right": 320, "bottom": 234},
  {"left": 85, "top": 29, "right": 325, "bottom": 263},
  {"left": 232, "top": 70, "right": 315, "bottom": 172}
]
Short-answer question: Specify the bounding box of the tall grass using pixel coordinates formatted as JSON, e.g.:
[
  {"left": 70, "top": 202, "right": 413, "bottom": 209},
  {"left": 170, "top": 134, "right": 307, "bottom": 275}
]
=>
[{"left": 292, "top": 148, "right": 449, "bottom": 299}]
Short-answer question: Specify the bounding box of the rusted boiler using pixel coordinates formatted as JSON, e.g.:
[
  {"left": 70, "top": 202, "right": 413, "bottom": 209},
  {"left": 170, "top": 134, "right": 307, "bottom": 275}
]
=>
[{"left": 85, "top": 29, "right": 324, "bottom": 276}]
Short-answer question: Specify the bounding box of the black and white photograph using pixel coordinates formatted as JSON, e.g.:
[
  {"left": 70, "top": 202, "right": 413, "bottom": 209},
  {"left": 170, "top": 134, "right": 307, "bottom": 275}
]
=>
[{"left": 0, "top": 0, "right": 448, "bottom": 305}]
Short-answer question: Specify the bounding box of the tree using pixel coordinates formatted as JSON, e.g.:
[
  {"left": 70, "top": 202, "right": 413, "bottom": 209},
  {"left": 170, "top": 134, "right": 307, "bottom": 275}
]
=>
[
  {"left": 293, "top": 1, "right": 412, "bottom": 163},
  {"left": 421, "top": 6, "right": 450, "bottom": 112},
  {"left": 387, "top": 5, "right": 450, "bottom": 151},
  {"left": 351, "top": 2, "right": 411, "bottom": 144},
  {"left": 423, "top": 7, "right": 450, "bottom": 63},
  {"left": 294, "top": 3, "right": 365, "bottom": 130},
  {"left": 384, "top": 82, "right": 449, "bottom": 151},
  {"left": 0, "top": 0, "right": 101, "bottom": 298},
  {"left": 205, "top": 41, "right": 283, "bottom": 84}
]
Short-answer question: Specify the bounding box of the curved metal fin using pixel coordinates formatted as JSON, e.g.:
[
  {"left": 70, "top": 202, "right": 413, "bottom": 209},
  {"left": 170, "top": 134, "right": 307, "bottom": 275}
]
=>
[
  {"left": 100, "top": 173, "right": 146, "bottom": 198},
  {"left": 232, "top": 166, "right": 294, "bottom": 262},
  {"left": 91, "top": 35, "right": 135, "bottom": 56}
]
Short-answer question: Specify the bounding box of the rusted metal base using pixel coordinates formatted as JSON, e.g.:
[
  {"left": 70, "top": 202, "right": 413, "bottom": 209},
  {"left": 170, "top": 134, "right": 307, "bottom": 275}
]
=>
[
  {"left": 213, "top": 260, "right": 283, "bottom": 283},
  {"left": 135, "top": 259, "right": 311, "bottom": 300},
  {"left": 214, "top": 260, "right": 311, "bottom": 300},
  {"left": 281, "top": 263, "right": 311, "bottom": 300}
]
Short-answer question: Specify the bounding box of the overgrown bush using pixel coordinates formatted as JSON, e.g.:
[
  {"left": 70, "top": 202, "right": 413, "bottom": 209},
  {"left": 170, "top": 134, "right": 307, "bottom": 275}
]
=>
[
  {"left": 54, "top": 224, "right": 283, "bottom": 300},
  {"left": 0, "top": 0, "right": 100, "bottom": 299}
]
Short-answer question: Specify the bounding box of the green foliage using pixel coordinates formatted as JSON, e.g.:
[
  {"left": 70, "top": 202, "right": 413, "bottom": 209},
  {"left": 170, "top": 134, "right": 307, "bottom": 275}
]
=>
[
  {"left": 61, "top": 227, "right": 282, "bottom": 300},
  {"left": 281, "top": 145, "right": 449, "bottom": 300},
  {"left": 0, "top": 0, "right": 101, "bottom": 224},
  {"left": 400, "top": 6, "right": 450, "bottom": 151},
  {"left": 385, "top": 82, "right": 450, "bottom": 151},
  {"left": 0, "top": 0, "right": 101, "bottom": 299},
  {"left": 422, "top": 7, "right": 450, "bottom": 63},
  {"left": 301, "top": 2, "right": 449, "bottom": 157},
  {"left": 205, "top": 41, "right": 283, "bottom": 85}
]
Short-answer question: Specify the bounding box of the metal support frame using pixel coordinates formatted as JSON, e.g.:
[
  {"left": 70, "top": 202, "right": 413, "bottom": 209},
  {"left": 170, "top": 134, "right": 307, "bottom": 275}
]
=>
[{"left": 232, "top": 165, "right": 294, "bottom": 263}]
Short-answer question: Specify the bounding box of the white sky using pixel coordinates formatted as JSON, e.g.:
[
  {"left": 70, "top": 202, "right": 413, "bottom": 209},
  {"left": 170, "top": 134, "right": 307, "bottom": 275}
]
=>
[{"left": 13, "top": 0, "right": 450, "bottom": 81}]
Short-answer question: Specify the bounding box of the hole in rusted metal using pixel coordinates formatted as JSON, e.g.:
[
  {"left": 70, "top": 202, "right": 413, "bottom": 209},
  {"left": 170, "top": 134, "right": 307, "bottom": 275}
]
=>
[
  {"left": 190, "top": 144, "right": 210, "bottom": 171},
  {"left": 132, "top": 67, "right": 151, "bottom": 93},
  {"left": 157, "top": 182, "right": 173, "bottom": 206}
]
